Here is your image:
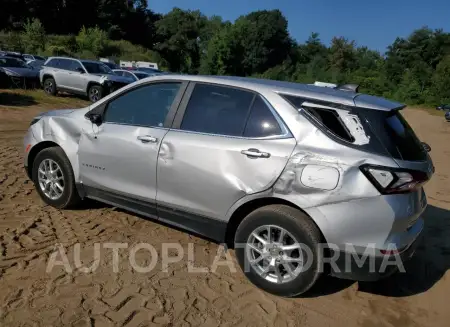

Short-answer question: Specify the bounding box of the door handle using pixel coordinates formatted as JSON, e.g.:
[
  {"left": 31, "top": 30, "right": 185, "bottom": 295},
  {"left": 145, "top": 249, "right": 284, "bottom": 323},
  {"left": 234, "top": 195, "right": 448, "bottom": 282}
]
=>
[
  {"left": 241, "top": 149, "right": 271, "bottom": 158},
  {"left": 137, "top": 135, "right": 158, "bottom": 143}
]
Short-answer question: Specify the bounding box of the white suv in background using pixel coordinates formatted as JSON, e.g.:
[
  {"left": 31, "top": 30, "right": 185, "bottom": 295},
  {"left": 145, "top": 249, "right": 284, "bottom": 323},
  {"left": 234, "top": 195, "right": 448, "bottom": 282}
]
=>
[{"left": 40, "top": 57, "right": 134, "bottom": 102}]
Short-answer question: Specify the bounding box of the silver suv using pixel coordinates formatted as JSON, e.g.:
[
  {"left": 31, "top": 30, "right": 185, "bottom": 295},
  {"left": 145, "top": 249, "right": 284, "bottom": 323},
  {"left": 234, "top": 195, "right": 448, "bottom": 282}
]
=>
[
  {"left": 40, "top": 57, "right": 134, "bottom": 102},
  {"left": 23, "top": 75, "right": 434, "bottom": 297}
]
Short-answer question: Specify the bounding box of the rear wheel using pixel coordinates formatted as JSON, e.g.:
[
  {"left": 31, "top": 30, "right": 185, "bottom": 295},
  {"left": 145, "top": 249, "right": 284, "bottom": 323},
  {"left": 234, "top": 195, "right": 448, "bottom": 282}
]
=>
[
  {"left": 235, "top": 205, "right": 323, "bottom": 297},
  {"left": 32, "top": 147, "right": 81, "bottom": 209},
  {"left": 88, "top": 85, "right": 103, "bottom": 102},
  {"left": 43, "top": 77, "right": 57, "bottom": 96}
]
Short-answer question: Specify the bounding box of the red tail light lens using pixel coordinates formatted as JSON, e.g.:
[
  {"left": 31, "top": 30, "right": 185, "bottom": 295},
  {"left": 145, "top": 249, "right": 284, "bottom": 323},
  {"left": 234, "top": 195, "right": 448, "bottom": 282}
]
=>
[{"left": 360, "top": 164, "right": 430, "bottom": 194}]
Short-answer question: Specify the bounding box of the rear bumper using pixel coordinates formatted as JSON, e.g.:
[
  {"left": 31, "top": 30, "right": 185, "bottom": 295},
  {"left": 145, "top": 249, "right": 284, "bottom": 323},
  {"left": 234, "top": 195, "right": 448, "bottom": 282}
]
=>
[{"left": 329, "top": 232, "right": 422, "bottom": 281}]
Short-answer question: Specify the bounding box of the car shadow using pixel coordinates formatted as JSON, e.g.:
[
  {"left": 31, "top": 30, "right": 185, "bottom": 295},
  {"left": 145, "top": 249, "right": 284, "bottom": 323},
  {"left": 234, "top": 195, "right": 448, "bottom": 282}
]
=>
[
  {"left": 0, "top": 92, "right": 37, "bottom": 106},
  {"left": 76, "top": 198, "right": 450, "bottom": 298},
  {"left": 358, "top": 204, "right": 450, "bottom": 297}
]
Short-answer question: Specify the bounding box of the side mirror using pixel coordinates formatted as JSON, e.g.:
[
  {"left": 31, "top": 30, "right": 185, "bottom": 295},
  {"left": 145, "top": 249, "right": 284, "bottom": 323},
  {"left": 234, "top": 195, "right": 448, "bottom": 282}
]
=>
[
  {"left": 87, "top": 113, "right": 102, "bottom": 126},
  {"left": 76, "top": 67, "right": 85, "bottom": 74},
  {"left": 422, "top": 142, "right": 431, "bottom": 152}
]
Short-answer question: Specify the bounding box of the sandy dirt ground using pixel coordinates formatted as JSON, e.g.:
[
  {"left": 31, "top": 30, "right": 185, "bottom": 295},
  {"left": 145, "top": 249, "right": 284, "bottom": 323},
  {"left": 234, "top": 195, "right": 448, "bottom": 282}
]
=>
[{"left": 0, "top": 91, "right": 449, "bottom": 327}]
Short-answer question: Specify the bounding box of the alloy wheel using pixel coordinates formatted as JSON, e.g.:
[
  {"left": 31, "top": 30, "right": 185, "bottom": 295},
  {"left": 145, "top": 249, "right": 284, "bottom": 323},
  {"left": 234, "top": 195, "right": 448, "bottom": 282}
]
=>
[
  {"left": 246, "top": 224, "right": 305, "bottom": 284},
  {"left": 90, "top": 88, "right": 100, "bottom": 102},
  {"left": 37, "top": 159, "right": 65, "bottom": 200},
  {"left": 44, "top": 80, "right": 53, "bottom": 94}
]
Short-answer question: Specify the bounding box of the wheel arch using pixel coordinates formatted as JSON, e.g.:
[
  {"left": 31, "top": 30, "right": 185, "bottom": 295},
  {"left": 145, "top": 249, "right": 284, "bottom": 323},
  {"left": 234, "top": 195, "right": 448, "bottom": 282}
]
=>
[
  {"left": 26, "top": 141, "right": 61, "bottom": 179},
  {"left": 42, "top": 74, "right": 54, "bottom": 81},
  {"left": 86, "top": 81, "right": 102, "bottom": 94},
  {"left": 224, "top": 197, "right": 328, "bottom": 248}
]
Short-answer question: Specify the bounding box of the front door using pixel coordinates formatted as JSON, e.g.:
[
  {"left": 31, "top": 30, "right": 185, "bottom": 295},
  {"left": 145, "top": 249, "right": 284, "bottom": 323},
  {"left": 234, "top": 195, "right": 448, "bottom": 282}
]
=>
[{"left": 78, "top": 81, "right": 185, "bottom": 208}]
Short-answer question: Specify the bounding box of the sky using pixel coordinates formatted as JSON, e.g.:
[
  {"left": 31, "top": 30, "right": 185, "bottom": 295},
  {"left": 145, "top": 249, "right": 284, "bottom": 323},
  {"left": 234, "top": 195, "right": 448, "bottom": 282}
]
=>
[{"left": 149, "top": 0, "right": 450, "bottom": 53}]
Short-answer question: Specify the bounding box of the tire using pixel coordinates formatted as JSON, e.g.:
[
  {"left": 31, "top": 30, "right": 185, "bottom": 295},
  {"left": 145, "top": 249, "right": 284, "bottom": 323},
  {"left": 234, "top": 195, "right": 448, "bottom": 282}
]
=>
[
  {"left": 31, "top": 147, "right": 82, "bottom": 209},
  {"left": 234, "top": 205, "right": 323, "bottom": 297},
  {"left": 43, "top": 77, "right": 57, "bottom": 96},
  {"left": 88, "top": 84, "right": 103, "bottom": 102}
]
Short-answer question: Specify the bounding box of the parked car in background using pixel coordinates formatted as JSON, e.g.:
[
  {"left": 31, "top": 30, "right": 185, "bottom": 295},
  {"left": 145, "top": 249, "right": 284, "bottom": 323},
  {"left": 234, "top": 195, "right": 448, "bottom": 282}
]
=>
[
  {"left": 23, "top": 75, "right": 434, "bottom": 297},
  {"left": 26, "top": 59, "right": 45, "bottom": 71},
  {"left": 102, "top": 61, "right": 119, "bottom": 70},
  {"left": 0, "top": 55, "right": 40, "bottom": 88},
  {"left": 445, "top": 111, "right": 450, "bottom": 121},
  {"left": 436, "top": 104, "right": 450, "bottom": 110},
  {"left": 40, "top": 57, "right": 134, "bottom": 102},
  {"left": 3, "top": 51, "right": 26, "bottom": 62},
  {"left": 112, "top": 69, "right": 150, "bottom": 81},
  {"left": 23, "top": 54, "right": 46, "bottom": 62},
  {"left": 131, "top": 67, "right": 165, "bottom": 75}
]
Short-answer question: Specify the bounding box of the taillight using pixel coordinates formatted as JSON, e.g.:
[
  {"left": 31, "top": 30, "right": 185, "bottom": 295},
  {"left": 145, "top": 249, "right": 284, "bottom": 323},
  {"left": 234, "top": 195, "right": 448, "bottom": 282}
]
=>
[{"left": 360, "top": 164, "right": 429, "bottom": 194}]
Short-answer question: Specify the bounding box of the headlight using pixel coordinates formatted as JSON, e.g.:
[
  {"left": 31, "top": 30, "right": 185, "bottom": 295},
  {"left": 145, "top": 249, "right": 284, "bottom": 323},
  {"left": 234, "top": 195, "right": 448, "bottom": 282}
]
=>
[{"left": 30, "top": 117, "right": 41, "bottom": 126}]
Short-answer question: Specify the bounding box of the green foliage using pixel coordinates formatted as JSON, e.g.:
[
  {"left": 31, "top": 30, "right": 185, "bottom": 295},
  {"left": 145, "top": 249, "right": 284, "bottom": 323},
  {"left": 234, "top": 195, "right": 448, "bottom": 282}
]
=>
[
  {"left": 22, "top": 18, "right": 46, "bottom": 53},
  {"left": 1, "top": 7, "right": 450, "bottom": 107},
  {"left": 76, "top": 26, "right": 108, "bottom": 57}
]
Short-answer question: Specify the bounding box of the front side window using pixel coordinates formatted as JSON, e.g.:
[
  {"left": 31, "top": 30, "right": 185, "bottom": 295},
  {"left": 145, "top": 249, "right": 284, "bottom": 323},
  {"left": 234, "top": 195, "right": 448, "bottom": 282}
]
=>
[
  {"left": 104, "top": 83, "right": 181, "bottom": 127},
  {"left": 58, "top": 59, "right": 73, "bottom": 70},
  {"left": 180, "top": 84, "right": 254, "bottom": 136},
  {"left": 69, "top": 60, "right": 83, "bottom": 72}
]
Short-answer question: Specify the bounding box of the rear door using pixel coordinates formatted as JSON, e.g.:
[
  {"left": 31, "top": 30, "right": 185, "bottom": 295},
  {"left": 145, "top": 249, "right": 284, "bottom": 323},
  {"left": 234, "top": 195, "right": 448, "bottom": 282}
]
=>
[{"left": 156, "top": 83, "right": 296, "bottom": 223}]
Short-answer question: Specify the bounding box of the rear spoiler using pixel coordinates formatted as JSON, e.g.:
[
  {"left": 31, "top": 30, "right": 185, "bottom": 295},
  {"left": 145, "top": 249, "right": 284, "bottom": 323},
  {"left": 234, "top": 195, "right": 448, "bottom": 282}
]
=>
[{"left": 335, "top": 84, "right": 359, "bottom": 93}]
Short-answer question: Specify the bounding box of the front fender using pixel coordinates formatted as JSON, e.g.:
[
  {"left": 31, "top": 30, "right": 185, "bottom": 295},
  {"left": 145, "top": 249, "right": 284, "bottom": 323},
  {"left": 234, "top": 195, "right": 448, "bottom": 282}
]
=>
[{"left": 29, "top": 115, "right": 86, "bottom": 182}]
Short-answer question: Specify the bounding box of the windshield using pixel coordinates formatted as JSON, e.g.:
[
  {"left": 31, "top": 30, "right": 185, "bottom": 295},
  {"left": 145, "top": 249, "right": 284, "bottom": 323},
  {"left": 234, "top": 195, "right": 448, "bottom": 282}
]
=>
[
  {"left": 82, "top": 62, "right": 113, "bottom": 74},
  {"left": 134, "top": 72, "right": 150, "bottom": 79},
  {"left": 0, "top": 57, "right": 28, "bottom": 68}
]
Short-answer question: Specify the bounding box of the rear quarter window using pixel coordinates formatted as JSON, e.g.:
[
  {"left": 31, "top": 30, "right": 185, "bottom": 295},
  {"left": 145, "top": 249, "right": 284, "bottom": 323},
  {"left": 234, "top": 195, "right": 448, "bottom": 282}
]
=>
[{"left": 280, "top": 93, "right": 426, "bottom": 161}]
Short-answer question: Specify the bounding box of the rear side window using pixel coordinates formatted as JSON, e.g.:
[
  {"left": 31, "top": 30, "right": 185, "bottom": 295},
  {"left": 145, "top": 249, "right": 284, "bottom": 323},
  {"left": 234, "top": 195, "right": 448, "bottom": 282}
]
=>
[
  {"left": 302, "top": 107, "right": 354, "bottom": 142},
  {"left": 180, "top": 84, "right": 254, "bottom": 136},
  {"left": 244, "top": 96, "right": 282, "bottom": 138},
  {"left": 281, "top": 93, "right": 426, "bottom": 161}
]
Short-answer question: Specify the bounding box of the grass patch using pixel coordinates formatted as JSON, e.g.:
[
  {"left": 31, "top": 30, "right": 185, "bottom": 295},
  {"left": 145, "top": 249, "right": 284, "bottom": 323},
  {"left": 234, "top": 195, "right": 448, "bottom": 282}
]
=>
[{"left": 0, "top": 89, "right": 89, "bottom": 109}]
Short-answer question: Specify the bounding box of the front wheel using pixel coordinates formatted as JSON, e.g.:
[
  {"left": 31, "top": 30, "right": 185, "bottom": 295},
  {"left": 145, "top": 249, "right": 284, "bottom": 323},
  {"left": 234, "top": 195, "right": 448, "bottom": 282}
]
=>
[
  {"left": 88, "top": 85, "right": 103, "bottom": 102},
  {"left": 32, "top": 147, "right": 81, "bottom": 209},
  {"left": 234, "top": 205, "right": 323, "bottom": 297},
  {"left": 43, "top": 77, "right": 57, "bottom": 96}
]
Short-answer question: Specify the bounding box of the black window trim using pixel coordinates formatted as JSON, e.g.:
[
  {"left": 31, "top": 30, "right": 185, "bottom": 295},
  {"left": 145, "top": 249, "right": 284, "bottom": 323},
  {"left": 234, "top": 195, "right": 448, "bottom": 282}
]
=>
[
  {"left": 85, "top": 79, "right": 189, "bottom": 129},
  {"left": 171, "top": 81, "right": 293, "bottom": 140}
]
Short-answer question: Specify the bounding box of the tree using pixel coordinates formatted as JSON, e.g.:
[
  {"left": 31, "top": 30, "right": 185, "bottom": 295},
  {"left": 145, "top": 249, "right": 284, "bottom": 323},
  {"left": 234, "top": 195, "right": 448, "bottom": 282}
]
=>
[
  {"left": 430, "top": 55, "right": 450, "bottom": 104},
  {"left": 76, "top": 26, "right": 108, "bottom": 57},
  {"left": 154, "top": 8, "right": 207, "bottom": 73},
  {"left": 22, "top": 18, "right": 46, "bottom": 53}
]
